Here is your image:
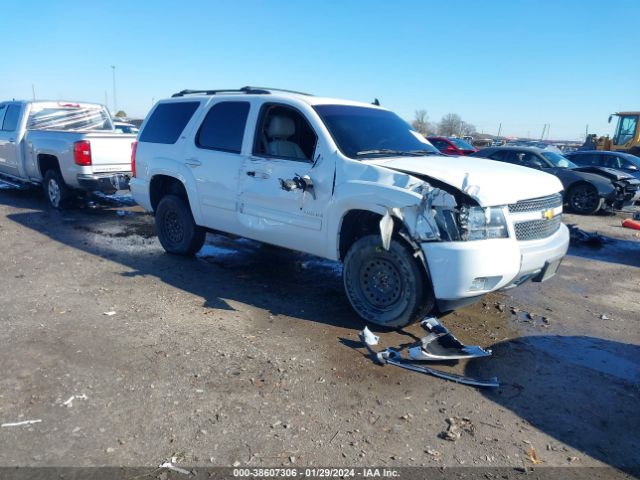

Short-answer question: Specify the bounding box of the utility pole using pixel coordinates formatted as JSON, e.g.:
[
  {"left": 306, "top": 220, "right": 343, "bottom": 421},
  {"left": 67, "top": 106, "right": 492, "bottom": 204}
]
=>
[
  {"left": 585, "top": 124, "right": 589, "bottom": 140},
  {"left": 546, "top": 124, "right": 551, "bottom": 140},
  {"left": 497, "top": 123, "right": 502, "bottom": 137},
  {"left": 540, "top": 124, "right": 547, "bottom": 141},
  {"left": 31, "top": 84, "right": 36, "bottom": 101},
  {"left": 111, "top": 65, "right": 117, "bottom": 114}
]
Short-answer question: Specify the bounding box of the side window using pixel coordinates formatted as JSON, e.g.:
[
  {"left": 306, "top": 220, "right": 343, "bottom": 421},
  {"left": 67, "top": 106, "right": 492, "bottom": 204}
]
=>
[
  {"left": 139, "top": 102, "right": 199, "bottom": 144},
  {"left": 254, "top": 104, "right": 317, "bottom": 161},
  {"left": 488, "top": 150, "right": 509, "bottom": 161},
  {"left": 431, "top": 139, "right": 449, "bottom": 150},
  {"left": 614, "top": 116, "right": 638, "bottom": 145},
  {"left": 0, "top": 105, "right": 6, "bottom": 129},
  {"left": 603, "top": 154, "right": 622, "bottom": 169},
  {"left": 196, "top": 101, "right": 250, "bottom": 153},
  {"left": 2, "top": 104, "right": 22, "bottom": 132}
]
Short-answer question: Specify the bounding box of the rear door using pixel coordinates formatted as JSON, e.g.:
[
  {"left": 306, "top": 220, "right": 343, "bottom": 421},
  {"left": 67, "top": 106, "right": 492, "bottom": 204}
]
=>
[
  {"left": 182, "top": 99, "right": 252, "bottom": 233},
  {"left": 0, "top": 103, "right": 23, "bottom": 176}
]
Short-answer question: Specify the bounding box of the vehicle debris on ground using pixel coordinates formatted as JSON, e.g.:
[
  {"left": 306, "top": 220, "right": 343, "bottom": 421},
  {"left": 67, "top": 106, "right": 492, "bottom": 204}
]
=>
[{"left": 358, "top": 318, "right": 499, "bottom": 388}]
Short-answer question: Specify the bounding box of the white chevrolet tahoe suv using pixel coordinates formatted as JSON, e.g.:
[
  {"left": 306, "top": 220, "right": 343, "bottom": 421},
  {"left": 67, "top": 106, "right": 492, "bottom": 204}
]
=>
[{"left": 131, "top": 87, "right": 569, "bottom": 327}]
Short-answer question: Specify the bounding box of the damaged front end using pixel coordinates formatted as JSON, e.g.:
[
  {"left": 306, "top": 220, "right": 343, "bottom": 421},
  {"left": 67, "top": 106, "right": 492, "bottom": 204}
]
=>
[{"left": 378, "top": 176, "right": 509, "bottom": 251}]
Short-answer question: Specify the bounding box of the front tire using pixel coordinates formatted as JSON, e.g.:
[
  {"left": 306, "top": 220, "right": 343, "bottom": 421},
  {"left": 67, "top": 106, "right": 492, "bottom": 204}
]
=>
[
  {"left": 155, "top": 194, "right": 205, "bottom": 255},
  {"left": 566, "top": 183, "right": 603, "bottom": 214},
  {"left": 343, "top": 234, "right": 434, "bottom": 328},
  {"left": 43, "top": 169, "right": 71, "bottom": 209}
]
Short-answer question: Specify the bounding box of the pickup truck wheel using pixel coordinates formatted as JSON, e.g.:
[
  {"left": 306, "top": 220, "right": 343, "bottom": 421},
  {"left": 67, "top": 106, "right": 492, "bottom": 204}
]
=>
[
  {"left": 567, "top": 183, "right": 603, "bottom": 214},
  {"left": 343, "top": 234, "right": 433, "bottom": 328},
  {"left": 155, "top": 194, "right": 205, "bottom": 255},
  {"left": 43, "top": 169, "right": 70, "bottom": 209}
]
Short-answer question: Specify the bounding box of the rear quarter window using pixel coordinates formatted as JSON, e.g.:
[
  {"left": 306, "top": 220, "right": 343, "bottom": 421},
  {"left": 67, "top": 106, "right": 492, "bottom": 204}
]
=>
[{"left": 139, "top": 102, "right": 200, "bottom": 144}]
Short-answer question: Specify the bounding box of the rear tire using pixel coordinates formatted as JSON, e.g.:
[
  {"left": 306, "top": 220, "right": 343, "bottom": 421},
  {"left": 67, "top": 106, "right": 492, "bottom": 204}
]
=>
[
  {"left": 43, "top": 169, "right": 71, "bottom": 209},
  {"left": 566, "top": 183, "right": 603, "bottom": 214},
  {"left": 155, "top": 194, "right": 205, "bottom": 255},
  {"left": 343, "top": 234, "right": 434, "bottom": 328}
]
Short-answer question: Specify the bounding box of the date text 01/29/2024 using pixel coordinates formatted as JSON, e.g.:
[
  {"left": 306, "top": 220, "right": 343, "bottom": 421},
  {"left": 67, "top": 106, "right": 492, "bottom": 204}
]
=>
[{"left": 232, "top": 468, "right": 400, "bottom": 478}]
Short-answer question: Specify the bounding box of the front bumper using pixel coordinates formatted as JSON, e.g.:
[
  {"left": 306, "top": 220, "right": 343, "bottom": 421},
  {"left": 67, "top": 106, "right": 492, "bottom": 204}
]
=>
[
  {"left": 77, "top": 173, "right": 131, "bottom": 193},
  {"left": 422, "top": 223, "right": 569, "bottom": 305}
]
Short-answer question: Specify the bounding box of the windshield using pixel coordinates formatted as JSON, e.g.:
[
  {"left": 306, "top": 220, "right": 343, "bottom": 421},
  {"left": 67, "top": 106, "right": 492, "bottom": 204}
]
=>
[
  {"left": 541, "top": 151, "right": 576, "bottom": 168},
  {"left": 449, "top": 138, "right": 475, "bottom": 150},
  {"left": 313, "top": 105, "right": 440, "bottom": 158},
  {"left": 28, "top": 103, "right": 113, "bottom": 131}
]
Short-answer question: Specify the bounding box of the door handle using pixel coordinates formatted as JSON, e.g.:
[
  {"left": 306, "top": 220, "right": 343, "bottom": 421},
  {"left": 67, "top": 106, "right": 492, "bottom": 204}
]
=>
[{"left": 185, "top": 158, "right": 201, "bottom": 167}]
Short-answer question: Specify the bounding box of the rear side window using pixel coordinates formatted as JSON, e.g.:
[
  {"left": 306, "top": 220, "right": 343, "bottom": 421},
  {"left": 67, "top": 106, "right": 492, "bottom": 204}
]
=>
[
  {"left": 196, "top": 101, "right": 250, "bottom": 153},
  {"left": 487, "top": 149, "right": 509, "bottom": 161},
  {"left": 139, "top": 102, "right": 199, "bottom": 144},
  {"left": 2, "top": 104, "right": 21, "bottom": 132}
]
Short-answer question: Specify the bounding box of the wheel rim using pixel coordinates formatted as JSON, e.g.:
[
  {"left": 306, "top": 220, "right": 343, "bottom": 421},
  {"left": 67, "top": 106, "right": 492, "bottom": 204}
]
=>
[
  {"left": 163, "top": 209, "right": 184, "bottom": 244},
  {"left": 359, "top": 257, "right": 403, "bottom": 310},
  {"left": 571, "top": 185, "right": 598, "bottom": 212},
  {"left": 48, "top": 179, "right": 61, "bottom": 207}
]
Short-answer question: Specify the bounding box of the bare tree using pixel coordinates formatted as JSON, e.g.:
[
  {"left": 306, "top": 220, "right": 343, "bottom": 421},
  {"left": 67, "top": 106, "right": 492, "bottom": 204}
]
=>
[
  {"left": 438, "top": 113, "right": 476, "bottom": 137},
  {"left": 411, "top": 109, "right": 431, "bottom": 135}
]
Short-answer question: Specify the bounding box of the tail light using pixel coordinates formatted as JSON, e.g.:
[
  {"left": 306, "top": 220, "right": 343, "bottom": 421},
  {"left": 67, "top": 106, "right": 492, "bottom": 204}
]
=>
[
  {"left": 73, "top": 140, "right": 92, "bottom": 166},
  {"left": 131, "top": 141, "right": 138, "bottom": 177}
]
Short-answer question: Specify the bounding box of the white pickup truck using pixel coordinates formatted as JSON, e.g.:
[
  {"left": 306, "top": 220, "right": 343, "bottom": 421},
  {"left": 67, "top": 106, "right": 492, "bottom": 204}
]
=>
[
  {"left": 131, "top": 87, "right": 569, "bottom": 327},
  {"left": 0, "top": 100, "right": 135, "bottom": 207}
]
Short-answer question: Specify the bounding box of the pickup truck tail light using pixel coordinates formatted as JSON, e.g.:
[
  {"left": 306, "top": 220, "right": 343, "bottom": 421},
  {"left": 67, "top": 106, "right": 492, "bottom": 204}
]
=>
[
  {"left": 131, "top": 141, "right": 138, "bottom": 177},
  {"left": 73, "top": 140, "right": 92, "bottom": 166}
]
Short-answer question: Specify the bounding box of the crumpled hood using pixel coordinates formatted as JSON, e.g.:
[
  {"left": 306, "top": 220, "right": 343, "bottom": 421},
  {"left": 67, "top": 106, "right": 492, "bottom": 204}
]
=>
[
  {"left": 376, "top": 155, "right": 564, "bottom": 206},
  {"left": 571, "top": 165, "right": 638, "bottom": 182}
]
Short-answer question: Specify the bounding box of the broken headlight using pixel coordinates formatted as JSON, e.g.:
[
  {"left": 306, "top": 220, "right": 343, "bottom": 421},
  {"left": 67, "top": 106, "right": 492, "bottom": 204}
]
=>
[{"left": 458, "top": 206, "right": 509, "bottom": 241}]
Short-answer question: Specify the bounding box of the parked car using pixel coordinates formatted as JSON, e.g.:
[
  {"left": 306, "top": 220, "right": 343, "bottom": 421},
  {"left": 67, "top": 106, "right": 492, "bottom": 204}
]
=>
[
  {"left": 131, "top": 87, "right": 569, "bottom": 328},
  {"left": 427, "top": 136, "right": 478, "bottom": 155},
  {"left": 471, "top": 146, "right": 640, "bottom": 214},
  {"left": 113, "top": 121, "right": 140, "bottom": 135},
  {"left": 564, "top": 150, "right": 640, "bottom": 180},
  {"left": 0, "top": 100, "right": 135, "bottom": 207}
]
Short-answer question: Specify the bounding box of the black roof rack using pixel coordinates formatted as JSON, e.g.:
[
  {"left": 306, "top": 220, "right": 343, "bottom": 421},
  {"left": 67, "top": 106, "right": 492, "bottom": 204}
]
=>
[{"left": 171, "top": 86, "right": 313, "bottom": 98}]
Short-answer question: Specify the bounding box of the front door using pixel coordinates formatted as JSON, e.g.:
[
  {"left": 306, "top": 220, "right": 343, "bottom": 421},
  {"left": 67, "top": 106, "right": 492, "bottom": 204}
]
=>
[
  {"left": 0, "top": 103, "right": 22, "bottom": 177},
  {"left": 237, "top": 103, "right": 334, "bottom": 257}
]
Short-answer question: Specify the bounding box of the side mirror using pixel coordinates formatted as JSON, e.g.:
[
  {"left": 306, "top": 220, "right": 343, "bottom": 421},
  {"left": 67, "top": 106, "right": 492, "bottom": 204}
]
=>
[
  {"left": 279, "top": 174, "right": 315, "bottom": 199},
  {"left": 444, "top": 145, "right": 457, "bottom": 154},
  {"left": 608, "top": 115, "right": 613, "bottom": 124}
]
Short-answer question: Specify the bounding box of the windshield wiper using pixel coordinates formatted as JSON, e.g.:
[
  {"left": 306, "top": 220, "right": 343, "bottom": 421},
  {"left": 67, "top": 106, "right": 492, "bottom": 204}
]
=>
[
  {"left": 407, "top": 149, "right": 443, "bottom": 156},
  {"left": 355, "top": 149, "right": 408, "bottom": 157},
  {"left": 355, "top": 149, "right": 437, "bottom": 157}
]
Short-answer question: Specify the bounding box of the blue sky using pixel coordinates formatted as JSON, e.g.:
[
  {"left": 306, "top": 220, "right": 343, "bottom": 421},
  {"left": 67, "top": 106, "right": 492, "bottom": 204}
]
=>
[{"left": 1, "top": 0, "right": 638, "bottom": 140}]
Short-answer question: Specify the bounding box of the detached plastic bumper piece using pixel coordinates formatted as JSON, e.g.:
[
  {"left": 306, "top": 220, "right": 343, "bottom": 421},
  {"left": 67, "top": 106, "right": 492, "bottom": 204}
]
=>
[{"left": 358, "top": 318, "right": 498, "bottom": 388}]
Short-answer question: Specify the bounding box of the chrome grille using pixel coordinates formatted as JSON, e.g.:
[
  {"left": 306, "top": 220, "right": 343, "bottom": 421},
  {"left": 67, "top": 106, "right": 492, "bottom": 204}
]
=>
[
  {"left": 508, "top": 193, "right": 563, "bottom": 213},
  {"left": 514, "top": 216, "right": 562, "bottom": 241}
]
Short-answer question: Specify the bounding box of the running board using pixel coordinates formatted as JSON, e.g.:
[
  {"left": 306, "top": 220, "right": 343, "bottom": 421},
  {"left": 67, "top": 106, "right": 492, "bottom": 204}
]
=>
[{"left": 0, "top": 174, "right": 31, "bottom": 190}]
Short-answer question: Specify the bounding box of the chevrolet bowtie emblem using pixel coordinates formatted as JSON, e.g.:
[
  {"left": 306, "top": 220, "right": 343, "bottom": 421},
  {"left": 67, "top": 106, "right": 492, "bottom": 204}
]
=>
[{"left": 543, "top": 209, "right": 554, "bottom": 220}]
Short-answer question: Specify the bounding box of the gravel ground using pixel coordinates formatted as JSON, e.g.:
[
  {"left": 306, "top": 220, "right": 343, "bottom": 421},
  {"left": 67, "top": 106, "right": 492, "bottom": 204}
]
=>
[{"left": 0, "top": 187, "right": 638, "bottom": 478}]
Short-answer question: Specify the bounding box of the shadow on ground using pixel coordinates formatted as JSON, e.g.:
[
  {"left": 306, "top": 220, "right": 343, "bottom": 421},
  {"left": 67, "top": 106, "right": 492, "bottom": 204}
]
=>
[
  {"left": 1, "top": 189, "right": 361, "bottom": 331},
  {"left": 466, "top": 335, "right": 640, "bottom": 472}
]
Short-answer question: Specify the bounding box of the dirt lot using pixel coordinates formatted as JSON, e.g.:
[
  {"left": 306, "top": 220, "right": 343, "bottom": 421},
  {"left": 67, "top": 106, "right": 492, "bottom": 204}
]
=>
[{"left": 0, "top": 186, "right": 638, "bottom": 477}]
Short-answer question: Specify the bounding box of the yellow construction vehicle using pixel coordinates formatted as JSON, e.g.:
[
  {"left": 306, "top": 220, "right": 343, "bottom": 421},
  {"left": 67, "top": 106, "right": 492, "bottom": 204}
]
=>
[{"left": 584, "top": 112, "right": 640, "bottom": 156}]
